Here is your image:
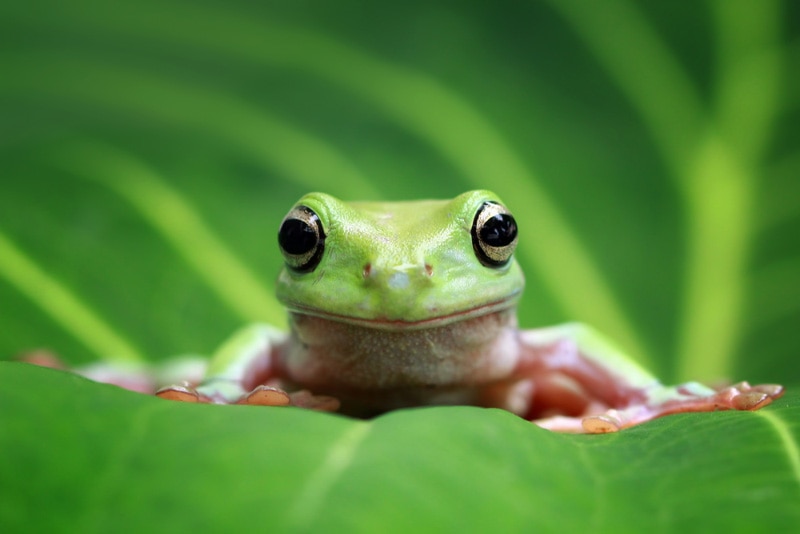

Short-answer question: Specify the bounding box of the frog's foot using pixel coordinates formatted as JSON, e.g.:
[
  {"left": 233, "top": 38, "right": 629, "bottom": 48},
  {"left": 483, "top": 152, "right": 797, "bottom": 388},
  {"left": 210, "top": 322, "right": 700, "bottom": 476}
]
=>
[
  {"left": 642, "top": 381, "right": 784, "bottom": 420},
  {"left": 712, "top": 382, "right": 784, "bottom": 410},
  {"left": 153, "top": 381, "right": 277, "bottom": 405},
  {"left": 535, "top": 381, "right": 785, "bottom": 434},
  {"left": 157, "top": 381, "right": 341, "bottom": 412},
  {"left": 156, "top": 377, "right": 244, "bottom": 404},
  {"left": 156, "top": 383, "right": 291, "bottom": 405}
]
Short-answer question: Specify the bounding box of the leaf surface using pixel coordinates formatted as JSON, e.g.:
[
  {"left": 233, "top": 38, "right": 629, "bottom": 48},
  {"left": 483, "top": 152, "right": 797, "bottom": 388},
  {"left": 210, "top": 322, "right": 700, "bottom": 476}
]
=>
[{"left": 1, "top": 363, "right": 798, "bottom": 532}]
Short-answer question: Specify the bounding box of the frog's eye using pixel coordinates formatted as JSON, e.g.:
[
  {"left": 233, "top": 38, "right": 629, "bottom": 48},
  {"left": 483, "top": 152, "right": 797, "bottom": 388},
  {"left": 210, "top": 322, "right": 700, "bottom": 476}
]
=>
[
  {"left": 471, "top": 201, "right": 518, "bottom": 267},
  {"left": 278, "top": 205, "right": 326, "bottom": 272}
]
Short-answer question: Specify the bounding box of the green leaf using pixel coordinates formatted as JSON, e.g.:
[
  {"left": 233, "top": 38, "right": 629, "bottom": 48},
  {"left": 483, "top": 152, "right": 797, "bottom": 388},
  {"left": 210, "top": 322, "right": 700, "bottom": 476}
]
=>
[
  {"left": 2, "top": 363, "right": 799, "bottom": 532},
  {"left": 1, "top": 0, "right": 799, "bottom": 379},
  {"left": 1, "top": 0, "right": 799, "bottom": 531}
]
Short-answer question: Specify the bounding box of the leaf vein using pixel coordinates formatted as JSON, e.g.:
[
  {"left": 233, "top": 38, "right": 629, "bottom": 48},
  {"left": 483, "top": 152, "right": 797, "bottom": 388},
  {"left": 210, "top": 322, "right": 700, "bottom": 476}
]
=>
[
  {"left": 0, "top": 230, "right": 144, "bottom": 362},
  {"left": 54, "top": 142, "right": 285, "bottom": 326},
  {"left": 288, "top": 422, "right": 371, "bottom": 530},
  {"left": 1, "top": 0, "right": 652, "bottom": 371},
  {"left": 758, "top": 410, "right": 800, "bottom": 486}
]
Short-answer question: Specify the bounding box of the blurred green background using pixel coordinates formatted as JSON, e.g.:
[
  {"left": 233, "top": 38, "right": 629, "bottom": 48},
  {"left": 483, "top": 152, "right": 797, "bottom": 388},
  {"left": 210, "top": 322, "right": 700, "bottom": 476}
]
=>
[{"left": 1, "top": 0, "right": 798, "bottom": 387}]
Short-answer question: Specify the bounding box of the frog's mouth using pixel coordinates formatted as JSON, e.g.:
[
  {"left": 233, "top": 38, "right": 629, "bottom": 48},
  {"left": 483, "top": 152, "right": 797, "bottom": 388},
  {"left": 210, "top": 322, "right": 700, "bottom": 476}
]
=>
[{"left": 283, "top": 294, "right": 519, "bottom": 331}]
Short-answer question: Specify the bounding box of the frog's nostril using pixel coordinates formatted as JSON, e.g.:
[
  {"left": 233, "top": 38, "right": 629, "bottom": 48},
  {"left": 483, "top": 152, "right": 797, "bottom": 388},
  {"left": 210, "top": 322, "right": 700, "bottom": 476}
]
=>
[
  {"left": 425, "top": 264, "right": 433, "bottom": 277},
  {"left": 363, "top": 263, "right": 372, "bottom": 278}
]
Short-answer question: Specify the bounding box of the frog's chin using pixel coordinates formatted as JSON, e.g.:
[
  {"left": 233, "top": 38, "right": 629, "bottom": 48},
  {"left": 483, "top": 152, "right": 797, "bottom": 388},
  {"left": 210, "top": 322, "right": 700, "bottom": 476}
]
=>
[{"left": 283, "top": 296, "right": 518, "bottom": 331}]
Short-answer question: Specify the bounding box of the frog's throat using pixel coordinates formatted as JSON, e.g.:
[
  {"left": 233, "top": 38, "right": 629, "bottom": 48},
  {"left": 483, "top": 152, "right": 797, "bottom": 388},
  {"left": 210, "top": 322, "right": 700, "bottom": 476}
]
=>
[{"left": 282, "top": 296, "right": 519, "bottom": 331}]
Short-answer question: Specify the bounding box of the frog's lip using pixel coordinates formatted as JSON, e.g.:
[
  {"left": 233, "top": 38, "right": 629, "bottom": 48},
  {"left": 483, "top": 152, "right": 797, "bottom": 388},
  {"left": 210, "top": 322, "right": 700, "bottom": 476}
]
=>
[{"left": 283, "top": 295, "right": 519, "bottom": 331}]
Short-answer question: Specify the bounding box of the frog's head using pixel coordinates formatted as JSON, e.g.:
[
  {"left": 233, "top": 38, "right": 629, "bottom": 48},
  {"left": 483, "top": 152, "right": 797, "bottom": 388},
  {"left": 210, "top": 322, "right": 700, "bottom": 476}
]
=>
[{"left": 275, "top": 190, "right": 524, "bottom": 329}]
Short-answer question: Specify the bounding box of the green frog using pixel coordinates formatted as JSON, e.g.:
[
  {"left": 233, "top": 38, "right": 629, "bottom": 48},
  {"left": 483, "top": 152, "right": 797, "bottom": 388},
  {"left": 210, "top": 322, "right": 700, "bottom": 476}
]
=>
[{"left": 78, "top": 191, "right": 786, "bottom": 432}]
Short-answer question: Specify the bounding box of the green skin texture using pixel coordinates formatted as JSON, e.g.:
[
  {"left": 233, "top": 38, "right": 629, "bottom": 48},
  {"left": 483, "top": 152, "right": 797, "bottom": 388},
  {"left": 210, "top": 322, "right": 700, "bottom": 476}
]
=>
[{"left": 112, "top": 191, "right": 781, "bottom": 433}]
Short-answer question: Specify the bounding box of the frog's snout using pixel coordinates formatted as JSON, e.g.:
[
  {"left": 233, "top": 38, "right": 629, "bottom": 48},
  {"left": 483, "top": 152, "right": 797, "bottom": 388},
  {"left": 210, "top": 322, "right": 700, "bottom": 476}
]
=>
[{"left": 362, "top": 262, "right": 433, "bottom": 291}]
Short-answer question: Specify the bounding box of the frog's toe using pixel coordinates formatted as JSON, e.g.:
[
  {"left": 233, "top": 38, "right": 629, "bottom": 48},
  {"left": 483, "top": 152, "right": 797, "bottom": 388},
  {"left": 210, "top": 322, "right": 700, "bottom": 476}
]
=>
[
  {"left": 731, "top": 391, "right": 770, "bottom": 410},
  {"left": 239, "top": 385, "right": 291, "bottom": 406},
  {"left": 725, "top": 382, "right": 784, "bottom": 410},
  {"left": 581, "top": 412, "right": 622, "bottom": 434},
  {"left": 752, "top": 383, "right": 784, "bottom": 398},
  {"left": 156, "top": 383, "right": 211, "bottom": 403}
]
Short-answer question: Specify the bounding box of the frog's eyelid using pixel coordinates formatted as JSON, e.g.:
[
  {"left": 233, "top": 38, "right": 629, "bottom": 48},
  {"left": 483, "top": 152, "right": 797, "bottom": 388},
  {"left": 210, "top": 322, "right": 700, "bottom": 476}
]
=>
[
  {"left": 278, "top": 205, "right": 326, "bottom": 273},
  {"left": 471, "top": 201, "right": 518, "bottom": 267}
]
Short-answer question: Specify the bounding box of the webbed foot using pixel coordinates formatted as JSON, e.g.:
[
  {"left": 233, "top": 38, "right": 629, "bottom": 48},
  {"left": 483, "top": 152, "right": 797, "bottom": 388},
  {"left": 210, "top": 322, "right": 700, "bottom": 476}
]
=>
[
  {"left": 535, "top": 381, "right": 785, "bottom": 434},
  {"left": 719, "top": 382, "right": 783, "bottom": 410},
  {"left": 156, "top": 382, "right": 341, "bottom": 412}
]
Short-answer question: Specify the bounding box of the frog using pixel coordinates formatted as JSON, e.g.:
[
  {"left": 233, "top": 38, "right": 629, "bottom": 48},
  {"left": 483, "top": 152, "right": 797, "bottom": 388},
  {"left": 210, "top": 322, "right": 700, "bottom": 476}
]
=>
[{"left": 67, "top": 190, "right": 785, "bottom": 433}]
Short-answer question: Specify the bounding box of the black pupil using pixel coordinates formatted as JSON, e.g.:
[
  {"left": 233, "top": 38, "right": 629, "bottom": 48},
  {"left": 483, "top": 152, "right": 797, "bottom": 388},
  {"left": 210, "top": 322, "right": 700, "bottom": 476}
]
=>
[
  {"left": 480, "top": 213, "right": 517, "bottom": 247},
  {"left": 279, "top": 218, "right": 317, "bottom": 255}
]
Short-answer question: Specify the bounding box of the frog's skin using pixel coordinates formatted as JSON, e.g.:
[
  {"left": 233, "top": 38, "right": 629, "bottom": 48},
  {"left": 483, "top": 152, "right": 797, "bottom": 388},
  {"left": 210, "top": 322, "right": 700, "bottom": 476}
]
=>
[{"left": 82, "top": 191, "right": 784, "bottom": 433}]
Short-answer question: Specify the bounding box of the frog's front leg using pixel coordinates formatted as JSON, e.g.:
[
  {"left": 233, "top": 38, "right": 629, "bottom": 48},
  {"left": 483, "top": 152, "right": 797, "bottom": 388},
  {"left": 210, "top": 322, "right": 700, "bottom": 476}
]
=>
[
  {"left": 156, "top": 324, "right": 339, "bottom": 411},
  {"left": 515, "top": 323, "right": 784, "bottom": 433}
]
